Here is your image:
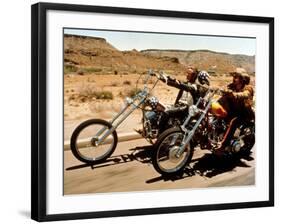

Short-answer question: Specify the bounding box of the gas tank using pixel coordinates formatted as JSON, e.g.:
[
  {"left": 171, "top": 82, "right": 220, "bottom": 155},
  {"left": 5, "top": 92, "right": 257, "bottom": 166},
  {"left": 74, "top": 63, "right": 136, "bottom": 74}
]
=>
[{"left": 210, "top": 101, "right": 228, "bottom": 118}]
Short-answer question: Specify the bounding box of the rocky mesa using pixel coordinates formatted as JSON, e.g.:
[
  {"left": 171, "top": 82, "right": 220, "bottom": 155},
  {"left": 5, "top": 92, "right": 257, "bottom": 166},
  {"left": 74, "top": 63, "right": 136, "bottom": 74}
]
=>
[{"left": 64, "top": 34, "right": 255, "bottom": 76}]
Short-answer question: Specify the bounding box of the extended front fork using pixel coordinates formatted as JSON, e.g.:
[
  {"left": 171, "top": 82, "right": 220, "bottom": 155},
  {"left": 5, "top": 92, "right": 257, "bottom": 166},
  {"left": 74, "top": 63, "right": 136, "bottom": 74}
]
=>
[
  {"left": 93, "top": 97, "right": 145, "bottom": 146},
  {"left": 175, "top": 94, "right": 213, "bottom": 158}
]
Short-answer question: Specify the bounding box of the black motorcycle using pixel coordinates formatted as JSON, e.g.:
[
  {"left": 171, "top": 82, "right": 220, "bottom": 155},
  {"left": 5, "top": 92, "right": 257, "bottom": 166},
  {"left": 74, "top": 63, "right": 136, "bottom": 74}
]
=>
[{"left": 70, "top": 70, "right": 193, "bottom": 164}]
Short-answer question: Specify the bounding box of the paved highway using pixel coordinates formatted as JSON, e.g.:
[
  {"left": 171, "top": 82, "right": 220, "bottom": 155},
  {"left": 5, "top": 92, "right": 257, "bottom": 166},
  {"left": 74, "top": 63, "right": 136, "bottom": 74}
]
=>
[{"left": 64, "top": 138, "right": 255, "bottom": 195}]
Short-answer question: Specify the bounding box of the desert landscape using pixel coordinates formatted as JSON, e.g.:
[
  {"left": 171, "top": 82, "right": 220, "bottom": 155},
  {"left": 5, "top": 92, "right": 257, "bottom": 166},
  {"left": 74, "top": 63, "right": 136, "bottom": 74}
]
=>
[
  {"left": 63, "top": 33, "right": 255, "bottom": 194},
  {"left": 64, "top": 34, "right": 255, "bottom": 140}
]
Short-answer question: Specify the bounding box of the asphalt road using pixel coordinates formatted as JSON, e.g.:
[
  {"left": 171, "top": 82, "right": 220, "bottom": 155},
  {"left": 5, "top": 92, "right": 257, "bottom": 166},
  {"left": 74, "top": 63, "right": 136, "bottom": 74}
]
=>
[{"left": 64, "top": 138, "right": 255, "bottom": 195}]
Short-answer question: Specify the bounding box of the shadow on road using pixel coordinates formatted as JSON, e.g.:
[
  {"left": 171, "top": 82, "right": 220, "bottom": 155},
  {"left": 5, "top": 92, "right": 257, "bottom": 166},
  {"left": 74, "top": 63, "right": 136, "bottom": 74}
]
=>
[
  {"left": 191, "top": 151, "right": 254, "bottom": 178},
  {"left": 146, "top": 150, "right": 254, "bottom": 184},
  {"left": 66, "top": 145, "right": 254, "bottom": 184},
  {"left": 66, "top": 145, "right": 154, "bottom": 171}
]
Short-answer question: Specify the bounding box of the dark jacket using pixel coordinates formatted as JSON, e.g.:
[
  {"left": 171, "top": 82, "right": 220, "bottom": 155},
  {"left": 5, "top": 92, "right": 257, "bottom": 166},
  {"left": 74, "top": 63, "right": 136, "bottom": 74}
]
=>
[{"left": 165, "top": 78, "right": 207, "bottom": 105}]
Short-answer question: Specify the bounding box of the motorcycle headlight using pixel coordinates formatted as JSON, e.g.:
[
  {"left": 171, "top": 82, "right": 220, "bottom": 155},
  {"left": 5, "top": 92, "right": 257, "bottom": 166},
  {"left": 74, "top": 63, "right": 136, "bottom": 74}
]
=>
[
  {"left": 125, "top": 97, "right": 133, "bottom": 104},
  {"left": 189, "top": 105, "right": 198, "bottom": 117},
  {"left": 148, "top": 96, "right": 159, "bottom": 108}
]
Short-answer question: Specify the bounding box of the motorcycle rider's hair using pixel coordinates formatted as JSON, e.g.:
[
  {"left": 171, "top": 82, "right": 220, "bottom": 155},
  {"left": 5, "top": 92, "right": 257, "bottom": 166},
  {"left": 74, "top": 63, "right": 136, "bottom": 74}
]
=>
[
  {"left": 230, "top": 71, "right": 250, "bottom": 86},
  {"left": 186, "top": 66, "right": 199, "bottom": 83},
  {"left": 242, "top": 74, "right": 250, "bottom": 85}
]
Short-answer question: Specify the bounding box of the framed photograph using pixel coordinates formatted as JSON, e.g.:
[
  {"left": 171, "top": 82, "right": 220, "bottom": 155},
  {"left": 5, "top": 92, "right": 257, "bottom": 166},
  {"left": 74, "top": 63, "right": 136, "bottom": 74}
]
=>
[{"left": 31, "top": 2, "right": 274, "bottom": 222}]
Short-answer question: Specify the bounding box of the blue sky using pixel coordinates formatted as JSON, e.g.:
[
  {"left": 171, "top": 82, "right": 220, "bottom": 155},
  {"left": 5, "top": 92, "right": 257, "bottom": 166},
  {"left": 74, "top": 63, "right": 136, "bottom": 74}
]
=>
[{"left": 64, "top": 28, "right": 256, "bottom": 56}]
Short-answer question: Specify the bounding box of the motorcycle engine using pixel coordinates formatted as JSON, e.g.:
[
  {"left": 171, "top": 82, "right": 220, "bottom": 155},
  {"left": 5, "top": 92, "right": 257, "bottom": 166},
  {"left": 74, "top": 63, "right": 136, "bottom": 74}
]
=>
[
  {"left": 229, "top": 139, "right": 244, "bottom": 153},
  {"left": 143, "top": 111, "right": 160, "bottom": 139},
  {"left": 208, "top": 116, "right": 227, "bottom": 147}
]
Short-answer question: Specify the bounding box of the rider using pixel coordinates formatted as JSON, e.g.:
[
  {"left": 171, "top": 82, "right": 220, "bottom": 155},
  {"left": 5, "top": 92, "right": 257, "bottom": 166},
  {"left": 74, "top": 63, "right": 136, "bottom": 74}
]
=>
[
  {"left": 215, "top": 68, "right": 254, "bottom": 154},
  {"left": 160, "top": 66, "right": 210, "bottom": 106},
  {"left": 135, "top": 66, "right": 210, "bottom": 136}
]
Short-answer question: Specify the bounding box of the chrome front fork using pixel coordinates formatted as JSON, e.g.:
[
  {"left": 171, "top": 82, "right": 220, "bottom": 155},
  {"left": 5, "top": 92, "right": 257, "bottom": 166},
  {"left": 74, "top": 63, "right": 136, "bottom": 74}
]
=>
[
  {"left": 94, "top": 98, "right": 145, "bottom": 145},
  {"left": 175, "top": 98, "right": 213, "bottom": 158}
]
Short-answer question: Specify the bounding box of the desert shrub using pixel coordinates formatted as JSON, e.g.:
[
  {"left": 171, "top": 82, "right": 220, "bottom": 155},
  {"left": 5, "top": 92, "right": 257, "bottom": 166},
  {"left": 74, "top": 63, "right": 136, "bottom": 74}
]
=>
[
  {"left": 93, "top": 91, "right": 113, "bottom": 100},
  {"left": 78, "top": 67, "right": 102, "bottom": 74},
  {"left": 123, "top": 80, "right": 131, "bottom": 85},
  {"left": 118, "top": 91, "right": 124, "bottom": 97},
  {"left": 64, "top": 64, "right": 78, "bottom": 74},
  {"left": 126, "top": 88, "right": 142, "bottom": 98},
  {"left": 110, "top": 82, "right": 119, "bottom": 87},
  {"left": 210, "top": 73, "right": 218, "bottom": 77},
  {"left": 87, "top": 77, "right": 95, "bottom": 83},
  {"left": 64, "top": 49, "right": 74, "bottom": 54},
  {"left": 70, "top": 84, "right": 114, "bottom": 102},
  {"left": 78, "top": 84, "right": 96, "bottom": 98},
  {"left": 77, "top": 70, "right": 84, "bottom": 75},
  {"left": 81, "top": 84, "right": 113, "bottom": 99}
]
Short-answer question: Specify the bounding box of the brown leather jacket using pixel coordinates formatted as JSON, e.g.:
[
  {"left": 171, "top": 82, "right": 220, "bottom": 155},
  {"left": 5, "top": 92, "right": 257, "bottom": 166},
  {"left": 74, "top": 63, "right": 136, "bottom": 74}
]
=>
[{"left": 227, "top": 83, "right": 254, "bottom": 119}]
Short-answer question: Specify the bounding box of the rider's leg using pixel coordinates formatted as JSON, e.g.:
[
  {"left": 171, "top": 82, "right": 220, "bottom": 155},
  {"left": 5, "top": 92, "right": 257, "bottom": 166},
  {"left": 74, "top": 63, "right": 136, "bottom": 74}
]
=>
[{"left": 215, "top": 117, "right": 240, "bottom": 153}]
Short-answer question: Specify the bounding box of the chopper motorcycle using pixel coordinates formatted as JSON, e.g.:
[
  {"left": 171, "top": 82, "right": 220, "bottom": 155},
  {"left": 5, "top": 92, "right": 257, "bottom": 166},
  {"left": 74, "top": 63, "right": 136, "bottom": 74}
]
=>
[
  {"left": 152, "top": 85, "right": 255, "bottom": 175},
  {"left": 70, "top": 70, "right": 192, "bottom": 164}
]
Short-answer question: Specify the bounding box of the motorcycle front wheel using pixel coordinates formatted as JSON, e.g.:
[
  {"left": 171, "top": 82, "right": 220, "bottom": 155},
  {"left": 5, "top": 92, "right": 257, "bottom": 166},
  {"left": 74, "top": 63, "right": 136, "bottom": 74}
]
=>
[
  {"left": 152, "top": 127, "right": 194, "bottom": 176},
  {"left": 70, "top": 119, "right": 118, "bottom": 164}
]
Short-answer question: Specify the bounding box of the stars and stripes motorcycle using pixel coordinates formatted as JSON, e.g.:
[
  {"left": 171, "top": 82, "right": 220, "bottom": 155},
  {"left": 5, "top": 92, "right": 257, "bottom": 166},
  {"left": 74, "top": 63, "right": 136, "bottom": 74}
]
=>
[{"left": 70, "top": 70, "right": 191, "bottom": 164}]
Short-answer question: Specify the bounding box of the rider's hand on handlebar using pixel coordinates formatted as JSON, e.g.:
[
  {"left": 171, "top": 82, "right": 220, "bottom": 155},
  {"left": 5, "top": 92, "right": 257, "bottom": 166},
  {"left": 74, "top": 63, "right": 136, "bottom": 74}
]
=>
[
  {"left": 221, "top": 88, "right": 234, "bottom": 97},
  {"left": 160, "top": 73, "right": 169, "bottom": 83}
]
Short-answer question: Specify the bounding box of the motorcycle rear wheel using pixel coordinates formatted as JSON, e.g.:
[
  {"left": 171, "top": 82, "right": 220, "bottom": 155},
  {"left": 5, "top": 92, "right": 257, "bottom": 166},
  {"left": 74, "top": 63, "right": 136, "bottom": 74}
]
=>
[
  {"left": 152, "top": 127, "right": 194, "bottom": 176},
  {"left": 70, "top": 119, "right": 118, "bottom": 164},
  {"left": 240, "top": 121, "right": 255, "bottom": 154}
]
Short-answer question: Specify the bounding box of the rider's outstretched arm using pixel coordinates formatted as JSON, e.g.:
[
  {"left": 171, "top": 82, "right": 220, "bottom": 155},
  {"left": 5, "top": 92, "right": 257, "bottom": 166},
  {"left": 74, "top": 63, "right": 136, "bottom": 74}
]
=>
[{"left": 163, "top": 77, "right": 197, "bottom": 92}]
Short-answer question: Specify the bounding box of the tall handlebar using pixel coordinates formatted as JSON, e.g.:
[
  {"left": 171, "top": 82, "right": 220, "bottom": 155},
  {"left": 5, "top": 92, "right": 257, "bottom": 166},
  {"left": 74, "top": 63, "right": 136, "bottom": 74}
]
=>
[{"left": 147, "top": 69, "right": 162, "bottom": 80}]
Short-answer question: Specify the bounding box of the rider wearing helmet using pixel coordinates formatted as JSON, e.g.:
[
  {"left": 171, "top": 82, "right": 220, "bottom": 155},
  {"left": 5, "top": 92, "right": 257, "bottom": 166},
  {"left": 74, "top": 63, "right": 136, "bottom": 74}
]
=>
[
  {"left": 197, "top": 70, "right": 210, "bottom": 86},
  {"left": 160, "top": 66, "right": 210, "bottom": 106},
  {"left": 134, "top": 66, "right": 209, "bottom": 137},
  {"left": 215, "top": 68, "right": 254, "bottom": 155}
]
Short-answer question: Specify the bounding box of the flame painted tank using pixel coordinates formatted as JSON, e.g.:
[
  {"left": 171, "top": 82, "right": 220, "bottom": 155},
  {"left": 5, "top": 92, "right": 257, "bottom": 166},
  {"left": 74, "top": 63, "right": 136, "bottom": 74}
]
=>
[{"left": 210, "top": 101, "right": 228, "bottom": 118}]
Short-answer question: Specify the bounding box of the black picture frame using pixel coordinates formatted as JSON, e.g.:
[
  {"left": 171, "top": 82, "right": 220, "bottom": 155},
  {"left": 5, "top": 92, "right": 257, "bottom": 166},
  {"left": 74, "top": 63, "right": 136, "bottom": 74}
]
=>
[{"left": 31, "top": 2, "right": 274, "bottom": 222}]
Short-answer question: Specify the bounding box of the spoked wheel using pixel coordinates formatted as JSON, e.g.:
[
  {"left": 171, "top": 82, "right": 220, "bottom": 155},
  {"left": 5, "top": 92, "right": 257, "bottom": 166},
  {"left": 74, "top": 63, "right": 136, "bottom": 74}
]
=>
[
  {"left": 152, "top": 127, "right": 194, "bottom": 176},
  {"left": 70, "top": 119, "right": 118, "bottom": 164}
]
